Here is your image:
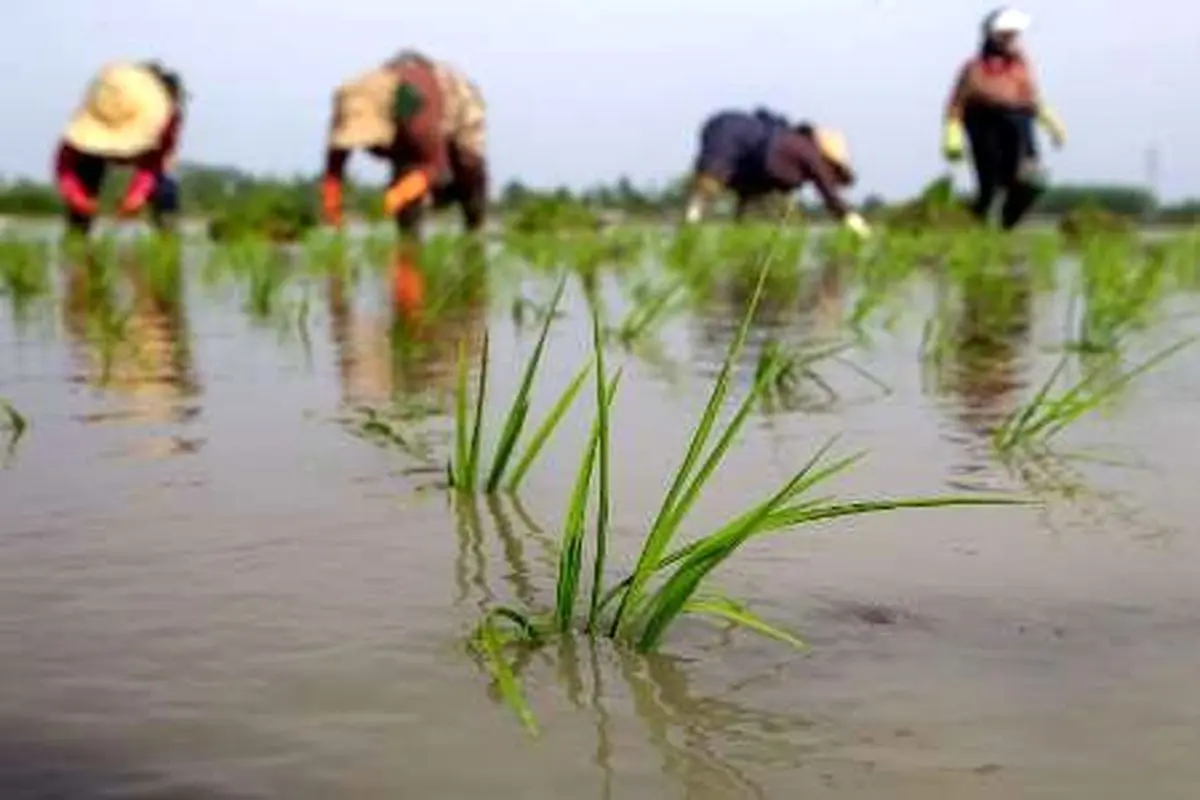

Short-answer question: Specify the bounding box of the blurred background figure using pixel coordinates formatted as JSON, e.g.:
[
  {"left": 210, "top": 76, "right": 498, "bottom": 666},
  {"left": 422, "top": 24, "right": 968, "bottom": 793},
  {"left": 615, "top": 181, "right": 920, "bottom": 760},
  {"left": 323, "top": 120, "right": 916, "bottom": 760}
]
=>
[
  {"left": 682, "top": 108, "right": 871, "bottom": 239},
  {"left": 941, "top": 7, "right": 1067, "bottom": 230},
  {"left": 54, "top": 61, "right": 186, "bottom": 237},
  {"left": 322, "top": 49, "right": 488, "bottom": 239}
]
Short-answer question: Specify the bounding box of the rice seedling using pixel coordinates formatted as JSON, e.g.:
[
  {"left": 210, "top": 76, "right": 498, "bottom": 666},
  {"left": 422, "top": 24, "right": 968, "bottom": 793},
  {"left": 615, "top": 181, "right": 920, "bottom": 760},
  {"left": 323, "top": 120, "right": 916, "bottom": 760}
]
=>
[
  {"left": 0, "top": 235, "right": 51, "bottom": 305},
  {"left": 612, "top": 276, "right": 688, "bottom": 347},
  {"left": 509, "top": 293, "right": 565, "bottom": 332},
  {"left": 1157, "top": 231, "right": 1200, "bottom": 291},
  {"left": 1068, "top": 236, "right": 1169, "bottom": 353},
  {"left": 0, "top": 398, "right": 26, "bottom": 465},
  {"left": 211, "top": 237, "right": 293, "bottom": 320},
  {"left": 343, "top": 400, "right": 441, "bottom": 466},
  {"left": 445, "top": 272, "right": 593, "bottom": 495},
  {"left": 298, "top": 229, "right": 354, "bottom": 277},
  {"left": 993, "top": 336, "right": 1196, "bottom": 455},
  {"left": 460, "top": 254, "right": 1022, "bottom": 734},
  {"left": 753, "top": 337, "right": 889, "bottom": 413},
  {"left": 410, "top": 234, "right": 490, "bottom": 321}
]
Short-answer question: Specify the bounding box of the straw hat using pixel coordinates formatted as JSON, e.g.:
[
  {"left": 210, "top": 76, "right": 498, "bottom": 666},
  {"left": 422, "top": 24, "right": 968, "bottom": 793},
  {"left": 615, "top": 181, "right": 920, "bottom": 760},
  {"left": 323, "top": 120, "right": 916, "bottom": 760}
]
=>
[
  {"left": 329, "top": 68, "right": 400, "bottom": 150},
  {"left": 63, "top": 62, "right": 173, "bottom": 158},
  {"left": 813, "top": 127, "right": 853, "bottom": 175}
]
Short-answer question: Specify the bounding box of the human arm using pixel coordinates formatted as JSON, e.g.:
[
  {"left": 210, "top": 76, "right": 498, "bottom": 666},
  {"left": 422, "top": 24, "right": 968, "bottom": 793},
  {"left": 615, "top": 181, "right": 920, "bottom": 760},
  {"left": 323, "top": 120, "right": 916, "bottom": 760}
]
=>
[
  {"left": 53, "top": 142, "right": 98, "bottom": 216},
  {"left": 1023, "top": 64, "right": 1066, "bottom": 147},
  {"left": 942, "top": 63, "right": 971, "bottom": 161},
  {"left": 1037, "top": 105, "right": 1066, "bottom": 146},
  {"left": 121, "top": 112, "right": 182, "bottom": 215},
  {"left": 321, "top": 147, "right": 350, "bottom": 225},
  {"left": 803, "top": 158, "right": 870, "bottom": 238},
  {"left": 782, "top": 136, "right": 871, "bottom": 239}
]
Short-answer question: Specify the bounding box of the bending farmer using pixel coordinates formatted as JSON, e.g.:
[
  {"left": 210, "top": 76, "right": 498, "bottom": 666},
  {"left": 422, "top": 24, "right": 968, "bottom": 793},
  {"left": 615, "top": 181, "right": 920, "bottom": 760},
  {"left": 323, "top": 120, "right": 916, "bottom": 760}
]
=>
[
  {"left": 323, "top": 49, "right": 487, "bottom": 237},
  {"left": 683, "top": 109, "right": 870, "bottom": 239},
  {"left": 55, "top": 61, "right": 185, "bottom": 235},
  {"left": 942, "top": 7, "right": 1066, "bottom": 229}
]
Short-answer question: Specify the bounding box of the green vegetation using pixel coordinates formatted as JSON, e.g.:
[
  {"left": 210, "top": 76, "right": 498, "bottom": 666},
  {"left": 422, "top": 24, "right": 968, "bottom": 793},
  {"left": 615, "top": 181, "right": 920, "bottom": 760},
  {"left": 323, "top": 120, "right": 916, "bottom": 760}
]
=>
[
  {"left": 994, "top": 339, "right": 1195, "bottom": 456},
  {"left": 3, "top": 163, "right": 1200, "bottom": 236}
]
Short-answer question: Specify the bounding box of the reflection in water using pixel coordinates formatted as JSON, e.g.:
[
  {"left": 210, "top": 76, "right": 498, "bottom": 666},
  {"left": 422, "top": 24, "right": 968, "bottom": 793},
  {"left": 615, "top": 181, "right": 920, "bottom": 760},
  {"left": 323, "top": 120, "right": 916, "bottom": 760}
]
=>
[
  {"left": 544, "top": 639, "right": 812, "bottom": 800},
  {"left": 690, "top": 260, "right": 857, "bottom": 415},
  {"left": 457, "top": 498, "right": 808, "bottom": 799},
  {"left": 693, "top": 261, "right": 845, "bottom": 365},
  {"left": 933, "top": 268, "right": 1034, "bottom": 488},
  {"left": 60, "top": 246, "right": 202, "bottom": 455},
  {"left": 327, "top": 247, "right": 488, "bottom": 407},
  {"left": 453, "top": 493, "right": 557, "bottom": 612}
]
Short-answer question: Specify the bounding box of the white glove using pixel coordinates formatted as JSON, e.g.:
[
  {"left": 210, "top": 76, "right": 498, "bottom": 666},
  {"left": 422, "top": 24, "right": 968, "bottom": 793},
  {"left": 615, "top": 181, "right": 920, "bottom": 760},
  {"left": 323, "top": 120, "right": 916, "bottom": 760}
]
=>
[{"left": 843, "top": 211, "right": 872, "bottom": 240}]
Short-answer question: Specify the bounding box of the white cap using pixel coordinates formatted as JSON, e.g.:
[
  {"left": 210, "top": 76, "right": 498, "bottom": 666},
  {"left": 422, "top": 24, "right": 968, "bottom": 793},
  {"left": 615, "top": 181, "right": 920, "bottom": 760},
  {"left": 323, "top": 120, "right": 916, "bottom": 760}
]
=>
[{"left": 984, "top": 7, "right": 1031, "bottom": 35}]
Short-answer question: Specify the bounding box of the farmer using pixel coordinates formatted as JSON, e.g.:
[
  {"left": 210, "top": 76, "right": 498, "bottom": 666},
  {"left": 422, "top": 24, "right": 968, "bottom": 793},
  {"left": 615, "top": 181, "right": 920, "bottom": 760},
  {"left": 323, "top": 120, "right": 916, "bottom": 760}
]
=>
[
  {"left": 54, "top": 61, "right": 185, "bottom": 235},
  {"left": 322, "top": 49, "right": 487, "bottom": 237},
  {"left": 941, "top": 7, "right": 1067, "bottom": 230},
  {"left": 682, "top": 109, "right": 871, "bottom": 239}
]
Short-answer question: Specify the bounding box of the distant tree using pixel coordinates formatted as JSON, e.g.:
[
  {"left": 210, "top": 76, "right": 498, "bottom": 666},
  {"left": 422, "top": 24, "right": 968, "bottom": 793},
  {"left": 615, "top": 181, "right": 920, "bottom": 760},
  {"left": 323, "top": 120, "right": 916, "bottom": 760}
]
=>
[
  {"left": 1037, "top": 185, "right": 1157, "bottom": 216},
  {"left": 499, "top": 180, "right": 531, "bottom": 209},
  {"left": 860, "top": 194, "right": 886, "bottom": 213}
]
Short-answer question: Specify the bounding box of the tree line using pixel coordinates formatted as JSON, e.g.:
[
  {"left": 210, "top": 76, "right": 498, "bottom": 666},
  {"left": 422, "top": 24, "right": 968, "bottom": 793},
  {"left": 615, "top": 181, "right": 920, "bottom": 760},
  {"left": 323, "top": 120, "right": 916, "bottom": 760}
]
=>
[{"left": 1, "top": 161, "right": 1197, "bottom": 224}]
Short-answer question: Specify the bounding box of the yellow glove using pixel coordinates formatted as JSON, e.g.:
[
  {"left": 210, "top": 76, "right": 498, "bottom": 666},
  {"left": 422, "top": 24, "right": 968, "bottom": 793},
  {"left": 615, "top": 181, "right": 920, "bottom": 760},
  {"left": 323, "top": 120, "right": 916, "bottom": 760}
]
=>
[
  {"left": 843, "top": 211, "right": 872, "bottom": 240},
  {"left": 383, "top": 170, "right": 431, "bottom": 216},
  {"left": 942, "top": 119, "right": 965, "bottom": 162},
  {"left": 1038, "top": 106, "right": 1067, "bottom": 148}
]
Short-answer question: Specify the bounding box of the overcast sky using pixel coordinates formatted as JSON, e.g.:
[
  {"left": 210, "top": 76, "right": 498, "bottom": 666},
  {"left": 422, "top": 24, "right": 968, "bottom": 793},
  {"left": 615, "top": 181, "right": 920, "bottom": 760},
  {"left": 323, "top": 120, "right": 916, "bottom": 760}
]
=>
[{"left": 6, "top": 0, "right": 1196, "bottom": 200}]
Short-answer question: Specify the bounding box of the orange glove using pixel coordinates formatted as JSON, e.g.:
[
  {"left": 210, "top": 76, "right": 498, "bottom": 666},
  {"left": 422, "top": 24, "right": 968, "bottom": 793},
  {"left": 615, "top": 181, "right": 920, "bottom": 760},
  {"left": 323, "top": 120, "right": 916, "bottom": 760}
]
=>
[
  {"left": 119, "top": 170, "right": 156, "bottom": 217},
  {"left": 383, "top": 171, "right": 431, "bottom": 217},
  {"left": 58, "top": 174, "right": 98, "bottom": 216},
  {"left": 321, "top": 177, "right": 343, "bottom": 226}
]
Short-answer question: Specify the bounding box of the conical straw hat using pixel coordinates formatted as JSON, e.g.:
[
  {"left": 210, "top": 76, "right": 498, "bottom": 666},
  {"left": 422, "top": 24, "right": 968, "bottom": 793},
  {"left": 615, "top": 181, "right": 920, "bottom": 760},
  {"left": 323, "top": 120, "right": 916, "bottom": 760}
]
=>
[
  {"left": 813, "top": 127, "right": 853, "bottom": 175},
  {"left": 63, "top": 62, "right": 173, "bottom": 158},
  {"left": 329, "top": 67, "right": 400, "bottom": 150}
]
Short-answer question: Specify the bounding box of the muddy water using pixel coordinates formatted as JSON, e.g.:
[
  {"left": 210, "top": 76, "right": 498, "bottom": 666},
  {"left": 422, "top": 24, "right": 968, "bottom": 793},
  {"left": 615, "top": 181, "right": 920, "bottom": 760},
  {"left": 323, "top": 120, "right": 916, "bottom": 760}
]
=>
[{"left": 2, "top": 237, "right": 1200, "bottom": 798}]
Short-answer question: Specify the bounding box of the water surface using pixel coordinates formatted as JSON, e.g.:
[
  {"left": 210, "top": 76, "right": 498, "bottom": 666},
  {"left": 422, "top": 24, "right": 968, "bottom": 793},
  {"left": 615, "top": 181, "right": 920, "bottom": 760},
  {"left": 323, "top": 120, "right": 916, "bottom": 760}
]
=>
[{"left": 2, "top": 229, "right": 1200, "bottom": 798}]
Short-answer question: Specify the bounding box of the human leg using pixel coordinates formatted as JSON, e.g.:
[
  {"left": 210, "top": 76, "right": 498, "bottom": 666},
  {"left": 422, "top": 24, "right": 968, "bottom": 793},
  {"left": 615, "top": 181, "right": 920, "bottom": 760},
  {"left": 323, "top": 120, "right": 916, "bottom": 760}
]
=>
[
  {"left": 685, "top": 114, "right": 744, "bottom": 223},
  {"left": 998, "top": 114, "right": 1043, "bottom": 230},
  {"left": 149, "top": 173, "right": 181, "bottom": 231},
  {"left": 448, "top": 142, "right": 487, "bottom": 233},
  {"left": 964, "top": 112, "right": 1003, "bottom": 223}
]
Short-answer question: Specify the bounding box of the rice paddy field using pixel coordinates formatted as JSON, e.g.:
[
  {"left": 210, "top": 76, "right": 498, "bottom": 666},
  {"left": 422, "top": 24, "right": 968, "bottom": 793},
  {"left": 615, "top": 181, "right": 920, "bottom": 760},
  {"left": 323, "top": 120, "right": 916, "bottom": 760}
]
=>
[{"left": 3, "top": 216, "right": 1200, "bottom": 798}]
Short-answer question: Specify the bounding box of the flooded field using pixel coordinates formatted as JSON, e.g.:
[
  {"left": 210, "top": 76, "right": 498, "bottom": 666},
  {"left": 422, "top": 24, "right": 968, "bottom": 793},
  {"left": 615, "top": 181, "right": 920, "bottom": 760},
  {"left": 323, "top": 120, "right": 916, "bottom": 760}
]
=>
[{"left": 3, "top": 222, "right": 1200, "bottom": 798}]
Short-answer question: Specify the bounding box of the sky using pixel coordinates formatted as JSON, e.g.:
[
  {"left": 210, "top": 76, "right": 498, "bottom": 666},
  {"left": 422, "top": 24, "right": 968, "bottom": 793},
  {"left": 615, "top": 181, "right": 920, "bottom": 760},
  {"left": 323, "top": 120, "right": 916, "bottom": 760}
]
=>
[{"left": 7, "top": 0, "right": 1198, "bottom": 201}]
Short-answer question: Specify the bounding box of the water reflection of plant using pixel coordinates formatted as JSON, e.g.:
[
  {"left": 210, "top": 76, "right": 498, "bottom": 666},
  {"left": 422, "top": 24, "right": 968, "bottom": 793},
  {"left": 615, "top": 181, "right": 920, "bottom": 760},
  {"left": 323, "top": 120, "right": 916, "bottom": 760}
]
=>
[{"left": 60, "top": 243, "right": 201, "bottom": 435}]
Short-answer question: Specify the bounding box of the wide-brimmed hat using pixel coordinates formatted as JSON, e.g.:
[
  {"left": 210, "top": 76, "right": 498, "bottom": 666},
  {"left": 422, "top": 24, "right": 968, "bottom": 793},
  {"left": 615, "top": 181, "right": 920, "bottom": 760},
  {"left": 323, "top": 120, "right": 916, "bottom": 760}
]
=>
[
  {"left": 329, "top": 68, "right": 400, "bottom": 150},
  {"left": 63, "top": 62, "right": 174, "bottom": 158},
  {"left": 813, "top": 127, "right": 855, "bottom": 181}
]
